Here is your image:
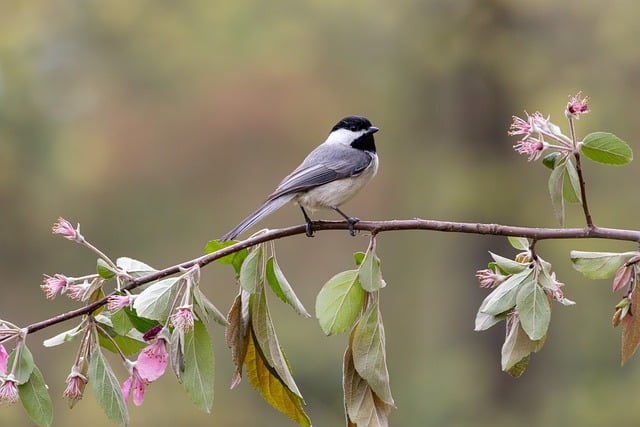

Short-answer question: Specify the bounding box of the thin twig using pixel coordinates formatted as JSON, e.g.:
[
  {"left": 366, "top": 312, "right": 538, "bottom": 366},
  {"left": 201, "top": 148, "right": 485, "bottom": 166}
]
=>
[
  {"left": 568, "top": 117, "right": 594, "bottom": 227},
  {"left": 25, "top": 218, "right": 640, "bottom": 335}
]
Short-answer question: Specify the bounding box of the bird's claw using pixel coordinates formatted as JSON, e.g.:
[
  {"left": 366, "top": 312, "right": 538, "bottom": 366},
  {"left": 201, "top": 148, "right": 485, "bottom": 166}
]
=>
[
  {"left": 347, "top": 217, "right": 360, "bottom": 236},
  {"left": 305, "top": 221, "right": 315, "bottom": 238}
]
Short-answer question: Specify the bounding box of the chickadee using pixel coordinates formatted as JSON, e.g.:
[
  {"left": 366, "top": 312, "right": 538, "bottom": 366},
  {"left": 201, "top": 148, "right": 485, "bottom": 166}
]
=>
[{"left": 220, "top": 115, "right": 379, "bottom": 241}]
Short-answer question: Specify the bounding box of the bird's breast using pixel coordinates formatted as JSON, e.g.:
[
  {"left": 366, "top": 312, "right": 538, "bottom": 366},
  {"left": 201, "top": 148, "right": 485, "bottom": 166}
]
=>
[{"left": 294, "top": 154, "right": 378, "bottom": 211}]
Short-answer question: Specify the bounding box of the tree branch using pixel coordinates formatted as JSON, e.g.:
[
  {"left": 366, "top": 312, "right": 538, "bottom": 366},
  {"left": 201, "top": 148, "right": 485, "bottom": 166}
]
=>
[{"left": 25, "top": 218, "right": 640, "bottom": 336}]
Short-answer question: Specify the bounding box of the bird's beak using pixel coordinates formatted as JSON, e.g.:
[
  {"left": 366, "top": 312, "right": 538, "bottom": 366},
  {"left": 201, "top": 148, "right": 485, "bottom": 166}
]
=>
[{"left": 368, "top": 126, "right": 379, "bottom": 134}]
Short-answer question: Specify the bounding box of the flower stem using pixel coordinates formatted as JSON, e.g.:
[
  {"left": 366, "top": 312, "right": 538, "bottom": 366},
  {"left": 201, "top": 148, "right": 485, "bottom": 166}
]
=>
[{"left": 568, "top": 117, "right": 594, "bottom": 228}]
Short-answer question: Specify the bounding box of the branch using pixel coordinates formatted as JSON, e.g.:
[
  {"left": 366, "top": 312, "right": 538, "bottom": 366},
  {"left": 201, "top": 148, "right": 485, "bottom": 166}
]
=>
[{"left": 25, "top": 218, "right": 640, "bottom": 336}]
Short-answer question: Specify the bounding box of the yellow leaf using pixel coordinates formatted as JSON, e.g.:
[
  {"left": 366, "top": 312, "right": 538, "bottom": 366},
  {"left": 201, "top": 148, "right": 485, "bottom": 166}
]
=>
[{"left": 245, "top": 332, "right": 311, "bottom": 427}]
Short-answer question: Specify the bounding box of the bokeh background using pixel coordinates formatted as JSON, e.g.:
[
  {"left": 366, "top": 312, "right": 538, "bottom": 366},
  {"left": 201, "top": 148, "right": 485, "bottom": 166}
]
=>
[{"left": 2, "top": 1, "right": 640, "bottom": 426}]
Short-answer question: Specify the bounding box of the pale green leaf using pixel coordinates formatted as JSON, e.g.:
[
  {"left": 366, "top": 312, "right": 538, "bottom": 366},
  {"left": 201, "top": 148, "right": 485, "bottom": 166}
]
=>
[
  {"left": 351, "top": 301, "right": 394, "bottom": 406},
  {"left": 507, "top": 237, "right": 529, "bottom": 251},
  {"left": 43, "top": 324, "right": 83, "bottom": 347},
  {"left": 193, "top": 286, "right": 229, "bottom": 326},
  {"left": 563, "top": 157, "right": 582, "bottom": 203},
  {"left": 548, "top": 162, "right": 565, "bottom": 225},
  {"left": 474, "top": 311, "right": 508, "bottom": 331},
  {"left": 18, "top": 366, "right": 53, "bottom": 427},
  {"left": 265, "top": 256, "right": 310, "bottom": 317},
  {"left": 133, "top": 277, "right": 180, "bottom": 321},
  {"left": 182, "top": 320, "right": 215, "bottom": 413},
  {"left": 316, "top": 270, "right": 365, "bottom": 335},
  {"left": 501, "top": 317, "right": 539, "bottom": 376},
  {"left": 479, "top": 269, "right": 533, "bottom": 316},
  {"left": 116, "top": 257, "right": 157, "bottom": 277},
  {"left": 570, "top": 251, "right": 638, "bottom": 279},
  {"left": 89, "top": 348, "right": 129, "bottom": 426},
  {"left": 581, "top": 132, "right": 633, "bottom": 165},
  {"left": 489, "top": 252, "right": 528, "bottom": 274},
  {"left": 239, "top": 245, "right": 262, "bottom": 294},
  {"left": 516, "top": 280, "right": 551, "bottom": 341},
  {"left": 358, "top": 249, "right": 385, "bottom": 292},
  {"left": 9, "top": 345, "right": 34, "bottom": 384}
]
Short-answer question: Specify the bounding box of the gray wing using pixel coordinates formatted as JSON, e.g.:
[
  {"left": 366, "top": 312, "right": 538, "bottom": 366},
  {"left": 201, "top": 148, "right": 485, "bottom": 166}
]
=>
[{"left": 267, "top": 143, "right": 373, "bottom": 201}]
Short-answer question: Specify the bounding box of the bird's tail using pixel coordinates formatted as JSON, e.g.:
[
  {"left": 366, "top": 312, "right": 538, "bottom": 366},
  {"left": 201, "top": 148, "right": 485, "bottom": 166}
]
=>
[{"left": 220, "top": 194, "right": 294, "bottom": 241}]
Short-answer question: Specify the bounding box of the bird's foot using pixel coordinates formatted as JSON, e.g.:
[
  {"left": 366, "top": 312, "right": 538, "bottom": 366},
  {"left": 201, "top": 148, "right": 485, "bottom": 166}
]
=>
[
  {"left": 347, "top": 217, "right": 360, "bottom": 236},
  {"left": 305, "top": 220, "right": 315, "bottom": 238}
]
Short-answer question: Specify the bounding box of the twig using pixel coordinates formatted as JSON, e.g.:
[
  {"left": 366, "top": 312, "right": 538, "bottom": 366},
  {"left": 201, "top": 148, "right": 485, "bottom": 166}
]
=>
[{"left": 25, "top": 218, "right": 640, "bottom": 335}]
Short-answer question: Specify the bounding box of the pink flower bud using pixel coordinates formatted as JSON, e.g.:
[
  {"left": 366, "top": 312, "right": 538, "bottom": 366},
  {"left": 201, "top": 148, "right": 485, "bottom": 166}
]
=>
[
  {"left": 41, "top": 274, "right": 69, "bottom": 299},
  {"left": 170, "top": 305, "right": 195, "bottom": 332},
  {"left": 52, "top": 217, "right": 80, "bottom": 241},
  {"left": 565, "top": 92, "right": 589, "bottom": 119},
  {"left": 0, "top": 377, "right": 18, "bottom": 405}
]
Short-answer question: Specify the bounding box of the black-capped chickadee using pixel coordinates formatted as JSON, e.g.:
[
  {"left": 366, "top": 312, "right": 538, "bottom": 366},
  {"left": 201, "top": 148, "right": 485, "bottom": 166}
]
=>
[{"left": 220, "top": 115, "right": 379, "bottom": 241}]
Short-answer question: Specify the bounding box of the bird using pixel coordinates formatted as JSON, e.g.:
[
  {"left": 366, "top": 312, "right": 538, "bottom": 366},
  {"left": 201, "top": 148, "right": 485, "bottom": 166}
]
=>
[{"left": 220, "top": 115, "right": 379, "bottom": 241}]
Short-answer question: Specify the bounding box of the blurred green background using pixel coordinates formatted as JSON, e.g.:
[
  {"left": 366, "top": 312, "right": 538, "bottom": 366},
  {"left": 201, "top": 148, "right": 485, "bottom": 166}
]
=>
[{"left": 2, "top": 1, "right": 640, "bottom": 426}]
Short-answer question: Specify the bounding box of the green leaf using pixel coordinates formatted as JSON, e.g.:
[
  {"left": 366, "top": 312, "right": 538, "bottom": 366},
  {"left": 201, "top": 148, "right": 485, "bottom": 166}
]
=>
[
  {"left": 251, "top": 284, "right": 303, "bottom": 398},
  {"left": 350, "top": 300, "right": 394, "bottom": 406},
  {"left": 205, "top": 239, "right": 248, "bottom": 275},
  {"left": 9, "top": 344, "right": 35, "bottom": 384},
  {"left": 353, "top": 252, "right": 366, "bottom": 266},
  {"left": 542, "top": 152, "right": 561, "bottom": 170},
  {"left": 474, "top": 311, "right": 508, "bottom": 331},
  {"left": 507, "top": 237, "right": 529, "bottom": 251},
  {"left": 245, "top": 332, "right": 311, "bottom": 427},
  {"left": 516, "top": 280, "right": 551, "bottom": 341},
  {"left": 193, "top": 286, "right": 229, "bottom": 326},
  {"left": 43, "top": 324, "right": 83, "bottom": 347},
  {"left": 489, "top": 252, "right": 528, "bottom": 274},
  {"left": 239, "top": 245, "right": 262, "bottom": 294},
  {"left": 123, "top": 307, "right": 159, "bottom": 334},
  {"left": 563, "top": 157, "right": 582, "bottom": 204},
  {"left": 182, "top": 320, "right": 215, "bottom": 413},
  {"left": 133, "top": 277, "right": 180, "bottom": 321},
  {"left": 570, "top": 251, "right": 638, "bottom": 279},
  {"left": 97, "top": 258, "right": 116, "bottom": 279},
  {"left": 548, "top": 162, "right": 565, "bottom": 225},
  {"left": 479, "top": 269, "right": 533, "bottom": 316},
  {"left": 18, "top": 366, "right": 53, "bottom": 427},
  {"left": 116, "top": 257, "right": 157, "bottom": 278},
  {"left": 343, "top": 347, "right": 392, "bottom": 426},
  {"left": 89, "top": 348, "right": 129, "bottom": 426},
  {"left": 265, "top": 256, "right": 310, "bottom": 317},
  {"left": 110, "top": 308, "right": 134, "bottom": 336},
  {"left": 358, "top": 249, "right": 385, "bottom": 292},
  {"left": 501, "top": 317, "right": 540, "bottom": 377},
  {"left": 316, "top": 270, "right": 366, "bottom": 336},
  {"left": 581, "top": 132, "right": 633, "bottom": 165}
]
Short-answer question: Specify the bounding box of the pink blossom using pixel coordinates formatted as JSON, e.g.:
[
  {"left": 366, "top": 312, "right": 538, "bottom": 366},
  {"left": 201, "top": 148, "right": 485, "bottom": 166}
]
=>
[
  {"left": 0, "top": 345, "right": 8, "bottom": 376},
  {"left": 513, "top": 138, "right": 546, "bottom": 161},
  {"left": 107, "top": 294, "right": 132, "bottom": 312},
  {"left": 122, "top": 363, "right": 147, "bottom": 406},
  {"left": 41, "top": 274, "right": 69, "bottom": 299},
  {"left": 508, "top": 115, "right": 532, "bottom": 137},
  {"left": 63, "top": 372, "right": 87, "bottom": 404},
  {"left": 137, "top": 339, "right": 168, "bottom": 382},
  {"left": 0, "top": 377, "right": 18, "bottom": 405},
  {"left": 65, "top": 281, "right": 91, "bottom": 301},
  {"left": 52, "top": 217, "right": 79, "bottom": 241},
  {"left": 475, "top": 269, "right": 504, "bottom": 289},
  {"left": 566, "top": 91, "right": 589, "bottom": 119},
  {"left": 170, "top": 305, "right": 195, "bottom": 332}
]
